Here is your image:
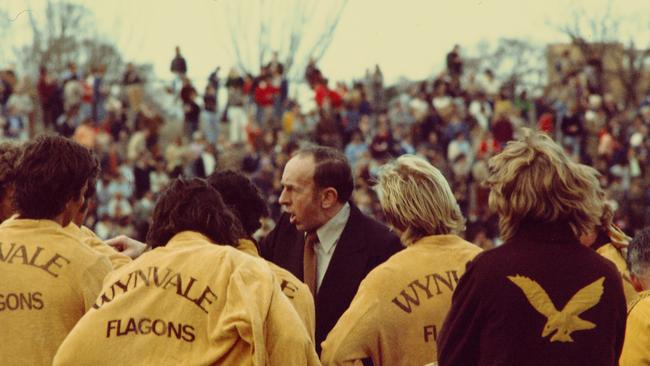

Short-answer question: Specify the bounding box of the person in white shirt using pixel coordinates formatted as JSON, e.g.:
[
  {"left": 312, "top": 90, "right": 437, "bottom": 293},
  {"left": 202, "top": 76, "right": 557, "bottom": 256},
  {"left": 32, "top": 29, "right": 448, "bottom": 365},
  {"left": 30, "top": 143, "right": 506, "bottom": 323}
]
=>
[{"left": 258, "top": 145, "right": 403, "bottom": 352}]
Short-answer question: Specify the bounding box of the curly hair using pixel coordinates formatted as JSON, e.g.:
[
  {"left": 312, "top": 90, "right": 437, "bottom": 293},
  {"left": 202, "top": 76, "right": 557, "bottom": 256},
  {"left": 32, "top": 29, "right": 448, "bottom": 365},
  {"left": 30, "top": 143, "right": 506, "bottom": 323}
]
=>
[
  {"left": 146, "top": 178, "right": 245, "bottom": 248},
  {"left": 207, "top": 170, "right": 269, "bottom": 237},
  {"left": 14, "top": 135, "right": 99, "bottom": 220},
  {"left": 486, "top": 129, "right": 604, "bottom": 241},
  {"left": 0, "top": 141, "right": 22, "bottom": 201},
  {"left": 376, "top": 154, "right": 465, "bottom": 245}
]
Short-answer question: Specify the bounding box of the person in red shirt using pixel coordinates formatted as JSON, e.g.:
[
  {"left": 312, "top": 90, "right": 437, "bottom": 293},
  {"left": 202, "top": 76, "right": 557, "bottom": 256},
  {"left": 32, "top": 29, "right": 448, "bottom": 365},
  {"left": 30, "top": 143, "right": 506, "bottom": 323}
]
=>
[
  {"left": 538, "top": 112, "right": 554, "bottom": 135},
  {"left": 254, "top": 76, "right": 278, "bottom": 107},
  {"left": 254, "top": 75, "right": 278, "bottom": 126}
]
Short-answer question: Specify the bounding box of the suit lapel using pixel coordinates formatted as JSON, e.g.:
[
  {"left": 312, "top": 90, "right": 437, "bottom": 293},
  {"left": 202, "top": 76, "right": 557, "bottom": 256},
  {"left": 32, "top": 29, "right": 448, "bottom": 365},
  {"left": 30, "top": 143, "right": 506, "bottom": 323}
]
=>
[
  {"left": 284, "top": 227, "right": 306, "bottom": 281},
  {"left": 271, "top": 213, "right": 306, "bottom": 281}
]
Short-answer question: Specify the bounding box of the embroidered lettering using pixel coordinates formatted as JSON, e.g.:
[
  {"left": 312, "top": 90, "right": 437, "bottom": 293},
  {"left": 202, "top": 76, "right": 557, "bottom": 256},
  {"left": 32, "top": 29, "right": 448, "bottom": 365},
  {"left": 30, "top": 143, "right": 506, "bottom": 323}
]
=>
[{"left": 508, "top": 275, "right": 605, "bottom": 342}]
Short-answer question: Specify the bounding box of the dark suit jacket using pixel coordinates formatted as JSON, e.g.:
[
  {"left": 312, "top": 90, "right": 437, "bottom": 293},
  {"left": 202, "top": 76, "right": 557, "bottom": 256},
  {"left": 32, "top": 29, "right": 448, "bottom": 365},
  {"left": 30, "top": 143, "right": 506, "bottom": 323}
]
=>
[{"left": 259, "top": 203, "right": 402, "bottom": 353}]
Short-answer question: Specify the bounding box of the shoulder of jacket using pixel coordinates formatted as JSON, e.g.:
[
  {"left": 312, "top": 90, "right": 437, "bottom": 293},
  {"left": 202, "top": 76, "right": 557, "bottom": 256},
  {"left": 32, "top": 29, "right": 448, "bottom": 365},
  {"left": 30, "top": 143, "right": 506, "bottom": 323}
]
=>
[
  {"left": 465, "top": 245, "right": 500, "bottom": 266},
  {"left": 230, "top": 250, "right": 275, "bottom": 277},
  {"left": 79, "top": 225, "right": 100, "bottom": 240},
  {"left": 260, "top": 214, "right": 299, "bottom": 249},
  {"left": 591, "top": 248, "right": 626, "bottom": 279},
  {"left": 628, "top": 292, "right": 650, "bottom": 315},
  {"left": 61, "top": 232, "right": 109, "bottom": 262},
  {"left": 357, "top": 259, "right": 405, "bottom": 293},
  {"left": 268, "top": 261, "right": 300, "bottom": 283},
  {"left": 71, "top": 241, "right": 112, "bottom": 282},
  {"left": 352, "top": 210, "right": 396, "bottom": 240},
  {"left": 596, "top": 243, "right": 621, "bottom": 258}
]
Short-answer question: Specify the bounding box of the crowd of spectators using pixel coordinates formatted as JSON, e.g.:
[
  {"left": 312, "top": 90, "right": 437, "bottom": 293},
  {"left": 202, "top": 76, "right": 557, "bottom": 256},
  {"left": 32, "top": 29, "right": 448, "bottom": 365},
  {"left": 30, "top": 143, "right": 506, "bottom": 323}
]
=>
[{"left": 0, "top": 44, "right": 648, "bottom": 244}]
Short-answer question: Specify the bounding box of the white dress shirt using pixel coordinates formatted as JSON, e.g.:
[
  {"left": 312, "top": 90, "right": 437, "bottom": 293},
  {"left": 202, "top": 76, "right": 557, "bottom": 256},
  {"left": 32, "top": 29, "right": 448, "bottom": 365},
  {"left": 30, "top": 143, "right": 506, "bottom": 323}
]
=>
[{"left": 312, "top": 203, "right": 350, "bottom": 292}]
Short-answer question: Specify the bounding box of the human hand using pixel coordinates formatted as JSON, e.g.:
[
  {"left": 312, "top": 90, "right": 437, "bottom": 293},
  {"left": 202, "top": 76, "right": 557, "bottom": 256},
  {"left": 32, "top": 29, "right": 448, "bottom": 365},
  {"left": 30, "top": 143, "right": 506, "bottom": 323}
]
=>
[{"left": 106, "top": 235, "right": 148, "bottom": 259}]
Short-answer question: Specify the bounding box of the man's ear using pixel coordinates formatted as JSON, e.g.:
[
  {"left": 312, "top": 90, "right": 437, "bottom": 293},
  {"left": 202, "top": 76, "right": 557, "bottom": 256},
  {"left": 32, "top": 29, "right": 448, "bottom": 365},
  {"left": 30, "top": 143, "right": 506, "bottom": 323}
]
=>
[
  {"left": 320, "top": 187, "right": 339, "bottom": 209},
  {"left": 59, "top": 199, "right": 76, "bottom": 227},
  {"left": 630, "top": 274, "right": 646, "bottom": 292}
]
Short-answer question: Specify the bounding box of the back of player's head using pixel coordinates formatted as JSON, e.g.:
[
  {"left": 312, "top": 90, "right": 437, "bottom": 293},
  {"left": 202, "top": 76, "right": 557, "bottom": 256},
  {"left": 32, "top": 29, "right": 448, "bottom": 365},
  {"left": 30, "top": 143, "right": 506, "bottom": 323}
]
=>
[
  {"left": 207, "top": 170, "right": 268, "bottom": 237},
  {"left": 486, "top": 129, "right": 604, "bottom": 241},
  {"left": 376, "top": 154, "right": 464, "bottom": 245},
  {"left": 146, "top": 178, "right": 244, "bottom": 248},
  {"left": 14, "top": 135, "right": 99, "bottom": 220}
]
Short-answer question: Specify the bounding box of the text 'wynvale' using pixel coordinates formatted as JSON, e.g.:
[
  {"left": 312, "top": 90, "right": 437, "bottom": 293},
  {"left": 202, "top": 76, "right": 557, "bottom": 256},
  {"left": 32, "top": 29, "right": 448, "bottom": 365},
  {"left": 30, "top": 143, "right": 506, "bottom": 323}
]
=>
[{"left": 93, "top": 266, "right": 217, "bottom": 314}]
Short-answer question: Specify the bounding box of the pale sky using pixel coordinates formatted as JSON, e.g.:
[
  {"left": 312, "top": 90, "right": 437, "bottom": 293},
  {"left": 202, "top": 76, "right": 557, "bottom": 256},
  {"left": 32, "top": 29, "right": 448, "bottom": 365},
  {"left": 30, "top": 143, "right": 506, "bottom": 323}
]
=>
[{"left": 2, "top": 0, "right": 649, "bottom": 85}]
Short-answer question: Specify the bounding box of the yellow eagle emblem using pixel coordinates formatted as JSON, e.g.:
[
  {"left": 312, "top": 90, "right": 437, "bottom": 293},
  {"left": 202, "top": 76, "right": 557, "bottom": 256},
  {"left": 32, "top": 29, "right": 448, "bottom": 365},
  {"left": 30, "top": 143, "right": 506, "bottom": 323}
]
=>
[{"left": 507, "top": 275, "right": 605, "bottom": 343}]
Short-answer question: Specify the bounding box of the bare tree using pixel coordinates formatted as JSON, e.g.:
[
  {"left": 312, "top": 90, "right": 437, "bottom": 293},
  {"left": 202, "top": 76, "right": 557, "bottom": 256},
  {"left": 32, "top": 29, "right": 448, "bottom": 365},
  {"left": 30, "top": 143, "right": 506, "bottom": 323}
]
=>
[
  {"left": 552, "top": 3, "right": 650, "bottom": 106},
  {"left": 78, "top": 38, "right": 124, "bottom": 81},
  {"left": 15, "top": 1, "right": 123, "bottom": 78},
  {"left": 18, "top": 1, "right": 91, "bottom": 73},
  {"left": 217, "top": 0, "right": 348, "bottom": 79},
  {"left": 614, "top": 40, "right": 650, "bottom": 106},
  {"left": 491, "top": 38, "right": 546, "bottom": 96},
  {"left": 467, "top": 38, "right": 546, "bottom": 95},
  {"left": 555, "top": 4, "right": 619, "bottom": 94}
]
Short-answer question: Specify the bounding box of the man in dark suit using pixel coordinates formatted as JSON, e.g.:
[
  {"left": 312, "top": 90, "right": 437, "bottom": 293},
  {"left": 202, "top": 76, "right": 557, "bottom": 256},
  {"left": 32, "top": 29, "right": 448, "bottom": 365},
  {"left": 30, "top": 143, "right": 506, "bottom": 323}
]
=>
[{"left": 259, "top": 145, "right": 402, "bottom": 353}]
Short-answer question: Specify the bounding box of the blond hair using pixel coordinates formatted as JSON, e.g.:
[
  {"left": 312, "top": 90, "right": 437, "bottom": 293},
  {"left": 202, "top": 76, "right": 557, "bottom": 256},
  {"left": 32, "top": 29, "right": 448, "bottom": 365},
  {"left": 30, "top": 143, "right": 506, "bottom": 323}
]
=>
[
  {"left": 486, "top": 129, "right": 604, "bottom": 241},
  {"left": 376, "top": 155, "right": 465, "bottom": 245}
]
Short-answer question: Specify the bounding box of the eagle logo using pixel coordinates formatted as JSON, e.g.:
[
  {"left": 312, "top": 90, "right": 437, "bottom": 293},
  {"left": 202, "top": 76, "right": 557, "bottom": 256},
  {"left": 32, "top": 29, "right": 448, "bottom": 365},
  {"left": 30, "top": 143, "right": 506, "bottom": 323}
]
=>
[{"left": 507, "top": 275, "right": 605, "bottom": 343}]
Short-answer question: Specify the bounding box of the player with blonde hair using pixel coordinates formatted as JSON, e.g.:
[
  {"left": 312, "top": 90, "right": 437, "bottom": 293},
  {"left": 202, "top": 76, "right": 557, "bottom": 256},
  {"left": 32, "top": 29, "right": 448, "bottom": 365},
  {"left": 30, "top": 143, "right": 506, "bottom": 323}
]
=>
[
  {"left": 376, "top": 154, "right": 465, "bottom": 245},
  {"left": 438, "top": 130, "right": 627, "bottom": 366},
  {"left": 486, "top": 130, "right": 604, "bottom": 241},
  {"left": 578, "top": 192, "right": 637, "bottom": 306},
  {"left": 321, "top": 155, "right": 481, "bottom": 365}
]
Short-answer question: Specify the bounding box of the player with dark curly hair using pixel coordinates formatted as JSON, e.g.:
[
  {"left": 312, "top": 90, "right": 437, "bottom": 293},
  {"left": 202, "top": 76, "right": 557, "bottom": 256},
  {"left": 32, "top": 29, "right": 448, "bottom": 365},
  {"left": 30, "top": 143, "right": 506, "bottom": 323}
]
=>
[
  {"left": 0, "top": 135, "right": 111, "bottom": 366},
  {"left": 55, "top": 178, "right": 319, "bottom": 365},
  {"left": 207, "top": 170, "right": 269, "bottom": 238},
  {"left": 208, "top": 169, "right": 316, "bottom": 340}
]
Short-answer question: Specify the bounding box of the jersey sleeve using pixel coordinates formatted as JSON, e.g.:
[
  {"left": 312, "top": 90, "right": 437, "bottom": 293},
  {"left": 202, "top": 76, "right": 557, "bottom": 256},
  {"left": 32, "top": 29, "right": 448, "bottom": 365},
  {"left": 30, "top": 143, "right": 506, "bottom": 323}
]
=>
[
  {"left": 619, "top": 302, "right": 650, "bottom": 366},
  {"left": 320, "top": 273, "right": 381, "bottom": 366}
]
